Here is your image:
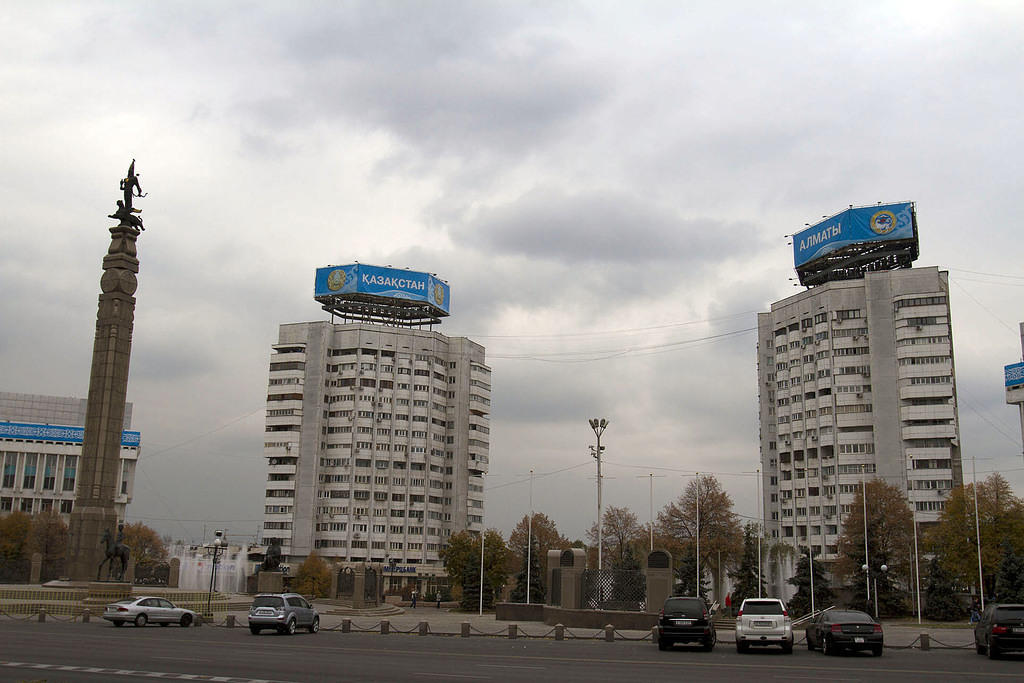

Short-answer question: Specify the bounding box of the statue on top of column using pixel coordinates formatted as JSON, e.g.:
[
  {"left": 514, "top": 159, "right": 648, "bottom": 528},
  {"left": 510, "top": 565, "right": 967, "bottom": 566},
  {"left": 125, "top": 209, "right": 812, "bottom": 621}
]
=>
[{"left": 108, "top": 159, "right": 146, "bottom": 230}]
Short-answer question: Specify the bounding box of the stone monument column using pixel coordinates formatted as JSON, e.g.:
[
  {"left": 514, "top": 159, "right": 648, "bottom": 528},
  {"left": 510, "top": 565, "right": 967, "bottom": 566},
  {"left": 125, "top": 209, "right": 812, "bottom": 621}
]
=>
[{"left": 67, "top": 161, "right": 145, "bottom": 582}]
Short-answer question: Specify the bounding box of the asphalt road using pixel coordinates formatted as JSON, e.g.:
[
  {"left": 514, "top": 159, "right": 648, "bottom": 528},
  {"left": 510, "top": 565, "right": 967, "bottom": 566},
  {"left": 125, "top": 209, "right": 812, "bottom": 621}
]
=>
[{"left": 1, "top": 620, "right": 1021, "bottom": 683}]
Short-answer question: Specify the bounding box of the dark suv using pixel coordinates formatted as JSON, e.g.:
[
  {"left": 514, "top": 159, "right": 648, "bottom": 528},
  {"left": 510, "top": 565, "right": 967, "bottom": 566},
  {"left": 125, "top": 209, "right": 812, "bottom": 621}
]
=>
[
  {"left": 248, "top": 593, "right": 319, "bottom": 635},
  {"left": 657, "top": 596, "right": 716, "bottom": 651},
  {"left": 975, "top": 603, "right": 1024, "bottom": 658}
]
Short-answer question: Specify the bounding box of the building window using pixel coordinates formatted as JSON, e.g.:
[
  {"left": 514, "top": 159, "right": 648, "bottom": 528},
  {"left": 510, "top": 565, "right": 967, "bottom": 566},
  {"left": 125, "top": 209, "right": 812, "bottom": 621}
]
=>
[
  {"left": 43, "top": 454, "right": 57, "bottom": 490},
  {"left": 22, "top": 454, "right": 37, "bottom": 489},
  {"left": 63, "top": 456, "right": 77, "bottom": 491},
  {"left": 2, "top": 453, "right": 15, "bottom": 488}
]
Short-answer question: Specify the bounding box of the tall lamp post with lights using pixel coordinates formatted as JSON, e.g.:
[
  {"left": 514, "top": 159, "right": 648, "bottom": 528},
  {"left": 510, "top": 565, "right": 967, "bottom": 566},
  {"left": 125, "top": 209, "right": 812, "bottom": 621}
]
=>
[
  {"left": 589, "top": 418, "right": 608, "bottom": 569},
  {"left": 207, "top": 530, "right": 226, "bottom": 617},
  {"left": 862, "top": 563, "right": 888, "bottom": 619}
]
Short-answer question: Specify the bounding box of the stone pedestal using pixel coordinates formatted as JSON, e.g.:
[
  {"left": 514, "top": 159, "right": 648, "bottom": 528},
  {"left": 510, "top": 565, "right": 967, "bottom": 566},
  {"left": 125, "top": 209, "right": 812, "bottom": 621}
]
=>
[
  {"left": 125, "top": 557, "right": 136, "bottom": 584},
  {"left": 352, "top": 566, "right": 366, "bottom": 608},
  {"left": 558, "top": 549, "right": 587, "bottom": 610},
  {"left": 168, "top": 558, "right": 181, "bottom": 588},
  {"left": 643, "top": 550, "right": 673, "bottom": 613},
  {"left": 257, "top": 571, "right": 284, "bottom": 594},
  {"left": 30, "top": 553, "right": 42, "bottom": 584}
]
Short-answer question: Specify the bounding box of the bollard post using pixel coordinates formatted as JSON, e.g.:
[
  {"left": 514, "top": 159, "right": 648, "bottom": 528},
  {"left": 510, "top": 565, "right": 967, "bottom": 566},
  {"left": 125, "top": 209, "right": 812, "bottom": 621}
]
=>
[
  {"left": 461, "top": 621, "right": 471, "bottom": 638},
  {"left": 555, "top": 623, "right": 565, "bottom": 641},
  {"left": 81, "top": 609, "right": 91, "bottom": 623},
  {"left": 919, "top": 633, "right": 930, "bottom": 651},
  {"left": 651, "top": 625, "right": 659, "bottom": 641},
  {"left": 605, "top": 624, "right": 615, "bottom": 642},
  {"left": 381, "top": 619, "right": 390, "bottom": 635},
  {"left": 342, "top": 618, "right": 351, "bottom": 633},
  {"left": 195, "top": 614, "right": 203, "bottom": 627},
  {"left": 226, "top": 615, "right": 236, "bottom": 628},
  {"left": 509, "top": 624, "right": 518, "bottom": 640},
  {"left": 419, "top": 621, "right": 428, "bottom": 636},
  {"left": 38, "top": 610, "right": 46, "bottom": 623}
]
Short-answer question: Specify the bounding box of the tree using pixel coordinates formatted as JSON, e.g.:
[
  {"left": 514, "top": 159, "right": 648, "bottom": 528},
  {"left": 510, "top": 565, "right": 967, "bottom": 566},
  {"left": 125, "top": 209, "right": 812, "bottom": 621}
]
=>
[
  {"left": 507, "top": 511, "right": 568, "bottom": 584},
  {"left": 924, "top": 473, "right": 1024, "bottom": 597},
  {"left": 993, "top": 544, "right": 1024, "bottom": 603},
  {"left": 923, "top": 557, "right": 962, "bottom": 621},
  {"left": 441, "top": 529, "right": 510, "bottom": 609},
  {"left": 509, "top": 535, "right": 545, "bottom": 603},
  {"left": 673, "top": 542, "right": 710, "bottom": 599},
  {"left": 786, "top": 550, "right": 833, "bottom": 618},
  {"left": 834, "top": 478, "right": 913, "bottom": 617},
  {"left": 121, "top": 522, "right": 168, "bottom": 568},
  {"left": 293, "top": 552, "right": 331, "bottom": 598},
  {"left": 656, "top": 474, "right": 742, "bottom": 596},
  {"left": 586, "top": 506, "right": 646, "bottom": 570},
  {"left": 28, "top": 511, "right": 68, "bottom": 565},
  {"left": 728, "top": 523, "right": 765, "bottom": 608},
  {"left": 0, "top": 511, "right": 31, "bottom": 563}
]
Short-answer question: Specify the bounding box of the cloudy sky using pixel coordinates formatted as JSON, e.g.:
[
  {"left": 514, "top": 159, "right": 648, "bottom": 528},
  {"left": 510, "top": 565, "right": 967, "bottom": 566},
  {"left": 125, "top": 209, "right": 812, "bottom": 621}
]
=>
[{"left": 2, "top": 1, "right": 1023, "bottom": 545}]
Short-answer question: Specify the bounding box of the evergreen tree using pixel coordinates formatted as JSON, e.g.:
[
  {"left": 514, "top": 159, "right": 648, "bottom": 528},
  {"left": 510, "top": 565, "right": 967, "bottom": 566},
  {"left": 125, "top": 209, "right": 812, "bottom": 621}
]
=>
[
  {"left": 673, "top": 543, "right": 709, "bottom": 599},
  {"left": 728, "top": 523, "right": 765, "bottom": 608},
  {"left": 786, "top": 550, "right": 833, "bottom": 618},
  {"left": 509, "top": 536, "right": 545, "bottom": 603},
  {"left": 923, "top": 556, "right": 962, "bottom": 621},
  {"left": 459, "top": 563, "right": 494, "bottom": 611},
  {"left": 993, "top": 544, "right": 1024, "bottom": 603}
]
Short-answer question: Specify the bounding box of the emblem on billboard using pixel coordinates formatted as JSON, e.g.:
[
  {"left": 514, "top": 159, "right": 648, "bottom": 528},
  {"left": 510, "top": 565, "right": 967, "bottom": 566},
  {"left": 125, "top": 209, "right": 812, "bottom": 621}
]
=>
[
  {"left": 870, "top": 210, "right": 897, "bottom": 235},
  {"left": 327, "top": 269, "right": 346, "bottom": 291},
  {"left": 433, "top": 283, "right": 445, "bottom": 306}
]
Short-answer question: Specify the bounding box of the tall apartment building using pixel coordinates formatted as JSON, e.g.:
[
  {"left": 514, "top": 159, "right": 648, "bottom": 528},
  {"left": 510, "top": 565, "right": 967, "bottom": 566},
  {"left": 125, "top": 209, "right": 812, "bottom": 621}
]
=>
[
  {"left": 260, "top": 321, "right": 490, "bottom": 576},
  {"left": 0, "top": 392, "right": 140, "bottom": 520},
  {"left": 757, "top": 266, "right": 963, "bottom": 593}
]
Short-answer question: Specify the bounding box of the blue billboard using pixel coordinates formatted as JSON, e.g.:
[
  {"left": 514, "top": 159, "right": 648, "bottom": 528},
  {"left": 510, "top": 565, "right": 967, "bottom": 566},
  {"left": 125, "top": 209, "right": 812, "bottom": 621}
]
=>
[
  {"left": 1006, "top": 362, "right": 1024, "bottom": 388},
  {"left": 793, "top": 202, "right": 915, "bottom": 268},
  {"left": 314, "top": 264, "right": 450, "bottom": 314},
  {"left": 0, "top": 421, "right": 141, "bottom": 446}
]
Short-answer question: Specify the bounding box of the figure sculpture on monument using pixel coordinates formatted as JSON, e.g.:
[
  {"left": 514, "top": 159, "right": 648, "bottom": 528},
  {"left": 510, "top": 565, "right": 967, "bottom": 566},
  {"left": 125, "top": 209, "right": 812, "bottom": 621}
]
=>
[
  {"left": 261, "top": 539, "right": 283, "bottom": 573},
  {"left": 108, "top": 159, "right": 146, "bottom": 230},
  {"left": 98, "top": 526, "right": 131, "bottom": 581}
]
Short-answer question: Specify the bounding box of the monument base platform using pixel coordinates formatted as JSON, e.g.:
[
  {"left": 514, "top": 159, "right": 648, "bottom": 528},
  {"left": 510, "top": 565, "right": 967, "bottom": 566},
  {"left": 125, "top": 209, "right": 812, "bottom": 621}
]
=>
[{"left": 257, "top": 571, "right": 284, "bottom": 594}]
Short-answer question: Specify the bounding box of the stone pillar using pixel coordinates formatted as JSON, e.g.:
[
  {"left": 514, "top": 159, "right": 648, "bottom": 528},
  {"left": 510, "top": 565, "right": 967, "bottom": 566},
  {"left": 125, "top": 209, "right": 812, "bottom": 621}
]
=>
[
  {"left": 257, "top": 571, "right": 284, "bottom": 593},
  {"left": 168, "top": 557, "right": 181, "bottom": 588},
  {"left": 329, "top": 563, "right": 339, "bottom": 598},
  {"left": 643, "top": 550, "right": 673, "bottom": 613},
  {"left": 30, "top": 553, "right": 42, "bottom": 584},
  {"left": 67, "top": 219, "right": 143, "bottom": 582},
  {"left": 352, "top": 564, "right": 366, "bottom": 609},
  {"left": 125, "top": 557, "right": 136, "bottom": 585},
  {"left": 546, "top": 550, "right": 561, "bottom": 606},
  {"left": 558, "top": 549, "right": 586, "bottom": 610}
]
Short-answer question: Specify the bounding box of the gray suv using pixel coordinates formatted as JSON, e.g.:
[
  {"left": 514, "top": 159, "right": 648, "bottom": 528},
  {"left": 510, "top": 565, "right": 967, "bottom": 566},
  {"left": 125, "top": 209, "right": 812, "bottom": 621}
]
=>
[
  {"left": 248, "top": 593, "right": 319, "bottom": 635},
  {"left": 735, "top": 598, "right": 793, "bottom": 653}
]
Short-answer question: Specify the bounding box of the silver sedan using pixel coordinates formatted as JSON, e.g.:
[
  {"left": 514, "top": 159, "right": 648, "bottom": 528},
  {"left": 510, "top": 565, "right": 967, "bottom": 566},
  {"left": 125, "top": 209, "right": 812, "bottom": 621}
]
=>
[{"left": 102, "top": 596, "right": 198, "bottom": 627}]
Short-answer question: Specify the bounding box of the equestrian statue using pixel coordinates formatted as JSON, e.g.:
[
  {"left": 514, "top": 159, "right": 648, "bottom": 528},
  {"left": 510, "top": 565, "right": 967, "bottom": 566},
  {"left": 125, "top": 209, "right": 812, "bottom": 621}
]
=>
[{"left": 97, "top": 524, "right": 131, "bottom": 581}]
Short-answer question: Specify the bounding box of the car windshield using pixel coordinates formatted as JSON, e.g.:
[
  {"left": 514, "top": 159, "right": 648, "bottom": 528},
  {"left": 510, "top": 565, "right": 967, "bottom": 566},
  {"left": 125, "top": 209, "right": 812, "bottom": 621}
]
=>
[
  {"left": 663, "top": 599, "right": 704, "bottom": 617},
  {"left": 743, "top": 601, "right": 784, "bottom": 615},
  {"left": 829, "top": 611, "right": 873, "bottom": 623},
  {"left": 994, "top": 607, "right": 1024, "bottom": 620},
  {"left": 252, "top": 596, "right": 284, "bottom": 608}
]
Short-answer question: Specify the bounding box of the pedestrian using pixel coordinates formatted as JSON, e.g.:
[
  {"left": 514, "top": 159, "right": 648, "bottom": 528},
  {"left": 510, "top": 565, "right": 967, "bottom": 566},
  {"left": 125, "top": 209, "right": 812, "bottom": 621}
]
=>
[
  {"left": 436, "top": 591, "right": 442, "bottom": 609},
  {"left": 411, "top": 590, "right": 417, "bottom": 609},
  {"left": 970, "top": 596, "right": 980, "bottom": 624}
]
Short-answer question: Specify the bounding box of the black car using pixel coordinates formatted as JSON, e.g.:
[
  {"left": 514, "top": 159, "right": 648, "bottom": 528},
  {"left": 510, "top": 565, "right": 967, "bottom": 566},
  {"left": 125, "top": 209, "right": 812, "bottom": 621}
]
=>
[
  {"left": 657, "top": 596, "right": 716, "bottom": 651},
  {"left": 975, "top": 603, "right": 1024, "bottom": 659},
  {"left": 805, "top": 609, "right": 883, "bottom": 656}
]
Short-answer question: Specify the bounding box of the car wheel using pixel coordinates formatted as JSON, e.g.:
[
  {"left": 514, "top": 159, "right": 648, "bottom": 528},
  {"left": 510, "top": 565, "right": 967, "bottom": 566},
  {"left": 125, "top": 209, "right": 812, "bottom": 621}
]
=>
[
  {"left": 180, "top": 614, "right": 193, "bottom": 628},
  {"left": 658, "top": 638, "right": 671, "bottom": 651},
  {"left": 112, "top": 620, "right": 124, "bottom": 627},
  {"left": 822, "top": 635, "right": 833, "bottom": 656},
  {"left": 987, "top": 640, "right": 1000, "bottom": 660},
  {"left": 285, "top": 618, "right": 296, "bottom": 635},
  {"left": 250, "top": 625, "right": 262, "bottom": 635},
  {"left": 308, "top": 616, "right": 320, "bottom": 634},
  {"left": 134, "top": 613, "right": 148, "bottom": 627},
  {"left": 871, "top": 645, "right": 883, "bottom": 657}
]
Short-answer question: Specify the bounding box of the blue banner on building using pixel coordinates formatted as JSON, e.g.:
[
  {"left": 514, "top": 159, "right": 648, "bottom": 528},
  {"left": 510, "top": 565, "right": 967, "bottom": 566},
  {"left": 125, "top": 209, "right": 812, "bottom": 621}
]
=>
[
  {"left": 314, "top": 264, "right": 450, "bottom": 314},
  {"left": 0, "top": 421, "right": 141, "bottom": 446},
  {"left": 793, "top": 202, "right": 915, "bottom": 268},
  {"left": 1006, "top": 362, "right": 1024, "bottom": 388}
]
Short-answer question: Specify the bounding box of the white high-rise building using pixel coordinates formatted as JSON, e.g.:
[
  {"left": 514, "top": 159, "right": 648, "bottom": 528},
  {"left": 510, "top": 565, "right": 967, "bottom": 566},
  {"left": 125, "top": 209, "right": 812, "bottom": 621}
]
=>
[
  {"left": 757, "top": 266, "right": 963, "bottom": 593},
  {"left": 0, "top": 392, "right": 140, "bottom": 520},
  {"left": 260, "top": 321, "right": 490, "bottom": 579}
]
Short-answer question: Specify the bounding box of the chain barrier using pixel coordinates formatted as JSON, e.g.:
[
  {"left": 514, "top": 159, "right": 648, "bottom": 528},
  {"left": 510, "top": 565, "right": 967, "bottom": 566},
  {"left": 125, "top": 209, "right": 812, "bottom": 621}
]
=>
[
  {"left": 885, "top": 635, "right": 920, "bottom": 650},
  {"left": 389, "top": 624, "right": 422, "bottom": 634},
  {"left": 927, "top": 636, "right": 974, "bottom": 649},
  {"left": 612, "top": 629, "right": 653, "bottom": 641},
  {"left": 516, "top": 626, "right": 557, "bottom": 639},
  {"left": 350, "top": 621, "right": 382, "bottom": 632},
  {"left": 469, "top": 625, "right": 510, "bottom": 636}
]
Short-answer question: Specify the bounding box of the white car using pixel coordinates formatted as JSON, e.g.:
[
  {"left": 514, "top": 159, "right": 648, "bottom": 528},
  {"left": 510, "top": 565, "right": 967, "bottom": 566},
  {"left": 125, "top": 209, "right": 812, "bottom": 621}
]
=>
[
  {"left": 735, "top": 598, "right": 793, "bottom": 653},
  {"left": 103, "top": 596, "right": 198, "bottom": 627}
]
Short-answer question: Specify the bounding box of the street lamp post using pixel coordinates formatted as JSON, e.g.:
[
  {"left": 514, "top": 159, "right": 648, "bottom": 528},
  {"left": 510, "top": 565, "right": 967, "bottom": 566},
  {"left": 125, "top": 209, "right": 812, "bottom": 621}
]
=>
[
  {"left": 695, "top": 472, "right": 701, "bottom": 597},
  {"left": 756, "top": 467, "right": 762, "bottom": 598},
  {"left": 589, "top": 418, "right": 608, "bottom": 569},
  {"left": 908, "top": 455, "right": 922, "bottom": 625},
  {"left": 862, "top": 563, "right": 888, "bottom": 619},
  {"left": 971, "top": 456, "right": 985, "bottom": 610},
  {"left": 479, "top": 473, "right": 486, "bottom": 616},
  {"left": 527, "top": 469, "right": 533, "bottom": 605},
  {"left": 861, "top": 464, "right": 870, "bottom": 605},
  {"left": 207, "top": 530, "right": 226, "bottom": 618}
]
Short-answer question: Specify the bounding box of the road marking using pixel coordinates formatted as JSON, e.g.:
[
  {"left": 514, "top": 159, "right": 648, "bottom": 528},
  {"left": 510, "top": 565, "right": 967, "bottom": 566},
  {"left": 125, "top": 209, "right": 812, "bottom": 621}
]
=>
[
  {"left": 0, "top": 661, "right": 297, "bottom": 683},
  {"left": 479, "top": 664, "right": 546, "bottom": 670},
  {"left": 417, "top": 673, "right": 492, "bottom": 680}
]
